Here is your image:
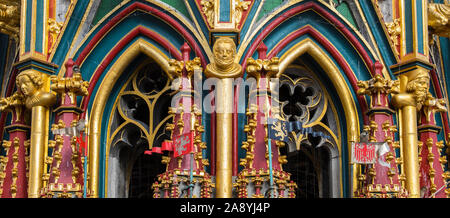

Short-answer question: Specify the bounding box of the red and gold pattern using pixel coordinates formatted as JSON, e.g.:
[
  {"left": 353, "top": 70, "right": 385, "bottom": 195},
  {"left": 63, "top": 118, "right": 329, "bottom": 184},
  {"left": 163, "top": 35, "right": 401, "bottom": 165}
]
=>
[
  {"left": 235, "top": 43, "right": 296, "bottom": 198},
  {"left": 40, "top": 59, "right": 89, "bottom": 198},
  {"left": 355, "top": 61, "right": 408, "bottom": 198},
  {"left": 152, "top": 43, "right": 212, "bottom": 198}
]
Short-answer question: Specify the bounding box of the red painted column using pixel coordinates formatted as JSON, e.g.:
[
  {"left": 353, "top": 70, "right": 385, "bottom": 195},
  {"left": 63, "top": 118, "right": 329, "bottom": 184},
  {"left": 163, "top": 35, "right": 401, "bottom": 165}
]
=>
[
  {"left": 356, "top": 62, "right": 407, "bottom": 198},
  {"left": 418, "top": 93, "right": 449, "bottom": 198},
  {"left": 0, "top": 92, "right": 29, "bottom": 198},
  {"left": 236, "top": 43, "right": 294, "bottom": 198},
  {"left": 41, "top": 59, "right": 89, "bottom": 198},
  {"left": 153, "top": 43, "right": 212, "bottom": 198}
]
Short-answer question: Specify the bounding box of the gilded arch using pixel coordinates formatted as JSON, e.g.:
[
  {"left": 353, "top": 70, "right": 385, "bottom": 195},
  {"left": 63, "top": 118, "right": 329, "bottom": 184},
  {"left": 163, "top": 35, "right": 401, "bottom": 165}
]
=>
[
  {"left": 277, "top": 38, "right": 359, "bottom": 197},
  {"left": 88, "top": 39, "right": 170, "bottom": 197}
]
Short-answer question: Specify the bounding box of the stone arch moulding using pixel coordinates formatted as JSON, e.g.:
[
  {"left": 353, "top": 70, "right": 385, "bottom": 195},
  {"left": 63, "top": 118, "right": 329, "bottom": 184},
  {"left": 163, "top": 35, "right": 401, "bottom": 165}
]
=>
[
  {"left": 69, "top": 2, "right": 211, "bottom": 198},
  {"left": 71, "top": 1, "right": 211, "bottom": 69},
  {"left": 87, "top": 38, "right": 172, "bottom": 198},
  {"left": 277, "top": 38, "right": 360, "bottom": 197},
  {"left": 238, "top": 2, "right": 376, "bottom": 196},
  {"left": 237, "top": 1, "right": 385, "bottom": 135}
]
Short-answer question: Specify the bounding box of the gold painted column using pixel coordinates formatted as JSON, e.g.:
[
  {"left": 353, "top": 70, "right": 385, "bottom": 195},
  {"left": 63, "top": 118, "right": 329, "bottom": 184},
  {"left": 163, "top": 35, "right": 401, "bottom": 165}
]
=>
[
  {"left": 29, "top": 105, "right": 48, "bottom": 198},
  {"left": 15, "top": 70, "right": 56, "bottom": 198},
  {"left": 214, "top": 78, "right": 234, "bottom": 198},
  {"left": 205, "top": 37, "right": 242, "bottom": 198},
  {"left": 391, "top": 0, "right": 435, "bottom": 198},
  {"left": 391, "top": 69, "right": 430, "bottom": 198}
]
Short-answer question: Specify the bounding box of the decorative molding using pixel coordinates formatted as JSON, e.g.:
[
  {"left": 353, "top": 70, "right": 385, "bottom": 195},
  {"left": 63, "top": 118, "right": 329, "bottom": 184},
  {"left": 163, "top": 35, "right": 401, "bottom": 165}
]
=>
[{"left": 385, "top": 18, "right": 401, "bottom": 46}]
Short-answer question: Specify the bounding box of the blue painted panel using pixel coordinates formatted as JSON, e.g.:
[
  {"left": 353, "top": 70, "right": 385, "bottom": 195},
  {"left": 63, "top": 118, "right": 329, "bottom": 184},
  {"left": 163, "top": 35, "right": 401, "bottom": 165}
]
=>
[
  {"left": 416, "top": 0, "right": 424, "bottom": 54},
  {"left": 219, "top": 0, "right": 231, "bottom": 22},
  {"left": 404, "top": 1, "right": 414, "bottom": 54},
  {"left": 79, "top": 14, "right": 188, "bottom": 80},
  {"left": 25, "top": 0, "right": 32, "bottom": 52},
  {"left": 35, "top": 0, "right": 44, "bottom": 53}
]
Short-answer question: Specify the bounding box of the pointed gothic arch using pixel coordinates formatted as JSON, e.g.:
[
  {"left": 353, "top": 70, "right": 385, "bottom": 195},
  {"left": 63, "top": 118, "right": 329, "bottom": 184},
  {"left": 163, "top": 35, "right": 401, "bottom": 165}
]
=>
[
  {"left": 87, "top": 39, "right": 173, "bottom": 198},
  {"left": 275, "top": 38, "right": 359, "bottom": 197}
]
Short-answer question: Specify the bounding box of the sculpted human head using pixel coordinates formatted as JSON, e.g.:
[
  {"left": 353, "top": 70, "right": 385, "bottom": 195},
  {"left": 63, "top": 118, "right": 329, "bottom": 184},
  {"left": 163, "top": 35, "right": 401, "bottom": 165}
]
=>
[
  {"left": 16, "top": 71, "right": 43, "bottom": 97},
  {"left": 406, "top": 70, "right": 429, "bottom": 106},
  {"left": 213, "top": 37, "right": 236, "bottom": 71}
]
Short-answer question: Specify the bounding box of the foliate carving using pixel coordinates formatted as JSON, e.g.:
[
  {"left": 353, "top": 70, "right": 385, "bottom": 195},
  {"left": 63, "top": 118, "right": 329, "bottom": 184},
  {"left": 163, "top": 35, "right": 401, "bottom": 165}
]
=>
[
  {"left": 0, "top": 91, "right": 25, "bottom": 121},
  {"left": 0, "top": 1, "right": 20, "bottom": 39},
  {"left": 200, "top": 0, "right": 215, "bottom": 28},
  {"left": 428, "top": 2, "right": 450, "bottom": 38},
  {"left": 421, "top": 93, "right": 447, "bottom": 123},
  {"left": 50, "top": 71, "right": 89, "bottom": 104},
  {"left": 168, "top": 59, "right": 184, "bottom": 80},
  {"left": 234, "top": 0, "right": 251, "bottom": 28},
  {"left": 246, "top": 57, "right": 280, "bottom": 79},
  {"left": 48, "top": 18, "right": 63, "bottom": 36},
  {"left": 357, "top": 74, "right": 399, "bottom": 97},
  {"left": 48, "top": 18, "right": 64, "bottom": 51},
  {"left": 185, "top": 57, "right": 202, "bottom": 77},
  {"left": 168, "top": 56, "right": 201, "bottom": 90},
  {"left": 386, "top": 18, "right": 401, "bottom": 46}
]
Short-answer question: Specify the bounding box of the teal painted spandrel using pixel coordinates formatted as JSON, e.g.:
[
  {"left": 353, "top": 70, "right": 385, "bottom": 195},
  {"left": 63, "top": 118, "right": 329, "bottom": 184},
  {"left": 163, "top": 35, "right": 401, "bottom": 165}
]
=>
[
  {"left": 257, "top": 0, "right": 285, "bottom": 22},
  {"left": 92, "top": 0, "right": 123, "bottom": 26},
  {"left": 161, "top": 0, "right": 191, "bottom": 19},
  {"left": 92, "top": 0, "right": 191, "bottom": 26},
  {"left": 334, "top": 1, "right": 358, "bottom": 30}
]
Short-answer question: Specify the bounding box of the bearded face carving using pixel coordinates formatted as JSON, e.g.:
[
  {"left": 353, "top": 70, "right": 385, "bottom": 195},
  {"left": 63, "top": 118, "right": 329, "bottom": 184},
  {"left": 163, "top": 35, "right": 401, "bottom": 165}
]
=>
[
  {"left": 205, "top": 37, "right": 242, "bottom": 79},
  {"left": 406, "top": 71, "right": 430, "bottom": 109}
]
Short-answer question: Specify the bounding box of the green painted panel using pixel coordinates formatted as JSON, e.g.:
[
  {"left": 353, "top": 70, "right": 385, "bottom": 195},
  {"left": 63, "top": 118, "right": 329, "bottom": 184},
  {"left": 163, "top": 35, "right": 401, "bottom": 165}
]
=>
[
  {"left": 257, "top": 0, "right": 285, "bottom": 21},
  {"left": 92, "top": 0, "right": 190, "bottom": 26},
  {"left": 160, "top": 0, "right": 190, "bottom": 19},
  {"left": 257, "top": 1, "right": 358, "bottom": 29},
  {"left": 333, "top": 0, "right": 358, "bottom": 30},
  {"left": 92, "top": 0, "right": 123, "bottom": 26}
]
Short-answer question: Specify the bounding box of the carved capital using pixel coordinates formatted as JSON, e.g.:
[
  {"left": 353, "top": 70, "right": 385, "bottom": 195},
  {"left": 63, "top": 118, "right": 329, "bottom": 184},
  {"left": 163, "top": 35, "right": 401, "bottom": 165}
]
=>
[
  {"left": 246, "top": 57, "right": 280, "bottom": 79},
  {"left": 0, "top": 91, "right": 25, "bottom": 122},
  {"left": 50, "top": 71, "right": 89, "bottom": 105},
  {"left": 357, "top": 74, "right": 399, "bottom": 96}
]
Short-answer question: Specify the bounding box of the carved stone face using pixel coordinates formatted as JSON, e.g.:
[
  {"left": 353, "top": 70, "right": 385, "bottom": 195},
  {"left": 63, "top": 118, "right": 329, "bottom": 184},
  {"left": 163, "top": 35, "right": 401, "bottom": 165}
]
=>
[
  {"left": 213, "top": 38, "right": 236, "bottom": 70},
  {"left": 407, "top": 73, "right": 430, "bottom": 105},
  {"left": 17, "top": 75, "right": 38, "bottom": 97}
]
